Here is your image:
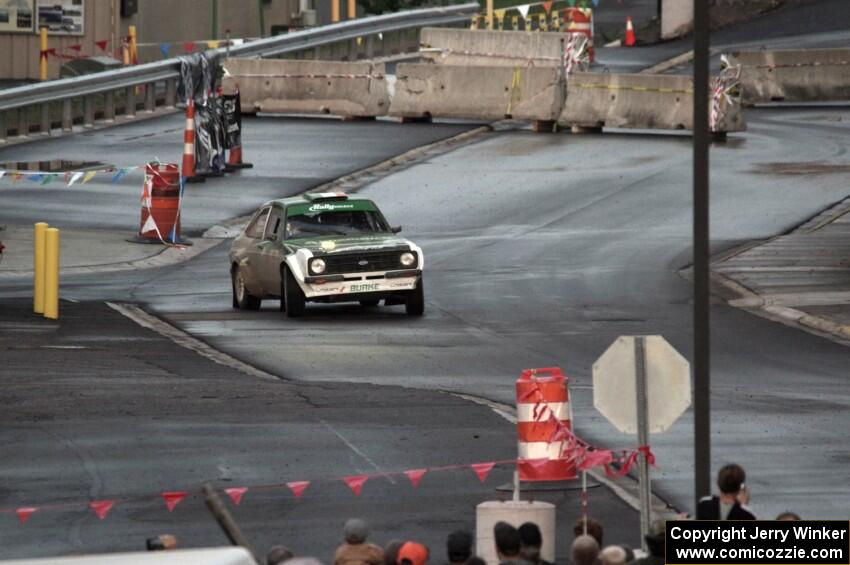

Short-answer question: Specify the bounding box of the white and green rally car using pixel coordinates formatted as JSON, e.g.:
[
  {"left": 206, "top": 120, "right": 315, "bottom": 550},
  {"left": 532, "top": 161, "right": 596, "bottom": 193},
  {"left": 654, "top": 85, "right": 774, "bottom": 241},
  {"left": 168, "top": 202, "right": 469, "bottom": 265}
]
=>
[{"left": 229, "top": 192, "right": 424, "bottom": 318}]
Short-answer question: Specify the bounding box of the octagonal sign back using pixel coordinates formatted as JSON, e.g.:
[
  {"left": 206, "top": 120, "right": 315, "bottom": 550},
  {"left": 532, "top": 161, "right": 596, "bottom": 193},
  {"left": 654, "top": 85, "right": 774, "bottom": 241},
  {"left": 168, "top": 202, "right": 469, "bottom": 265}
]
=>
[{"left": 592, "top": 335, "right": 691, "bottom": 434}]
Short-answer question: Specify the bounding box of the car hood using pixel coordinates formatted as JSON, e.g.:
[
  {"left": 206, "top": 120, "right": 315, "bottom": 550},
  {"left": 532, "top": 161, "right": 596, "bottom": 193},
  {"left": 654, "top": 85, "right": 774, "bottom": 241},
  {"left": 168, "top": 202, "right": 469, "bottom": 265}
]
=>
[{"left": 285, "top": 234, "right": 412, "bottom": 255}]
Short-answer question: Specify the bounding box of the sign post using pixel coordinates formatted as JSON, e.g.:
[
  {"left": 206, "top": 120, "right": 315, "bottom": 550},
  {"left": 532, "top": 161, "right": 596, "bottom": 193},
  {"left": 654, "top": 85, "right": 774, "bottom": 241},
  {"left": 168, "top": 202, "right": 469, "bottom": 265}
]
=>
[{"left": 593, "top": 335, "right": 691, "bottom": 550}]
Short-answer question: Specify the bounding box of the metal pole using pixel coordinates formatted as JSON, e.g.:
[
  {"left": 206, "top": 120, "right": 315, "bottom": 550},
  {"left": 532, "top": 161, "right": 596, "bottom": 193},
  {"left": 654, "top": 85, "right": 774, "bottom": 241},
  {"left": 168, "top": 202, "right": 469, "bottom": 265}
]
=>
[
  {"left": 634, "top": 336, "right": 651, "bottom": 552},
  {"left": 487, "top": 0, "right": 494, "bottom": 29},
  {"left": 693, "top": 0, "right": 711, "bottom": 512}
]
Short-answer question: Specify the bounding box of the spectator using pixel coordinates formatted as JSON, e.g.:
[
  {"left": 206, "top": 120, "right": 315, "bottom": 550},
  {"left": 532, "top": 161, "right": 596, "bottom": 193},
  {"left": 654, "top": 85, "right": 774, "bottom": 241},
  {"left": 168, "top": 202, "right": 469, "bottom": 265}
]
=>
[
  {"left": 493, "top": 522, "right": 527, "bottom": 565},
  {"left": 573, "top": 518, "right": 604, "bottom": 548},
  {"left": 518, "top": 522, "right": 552, "bottom": 565},
  {"left": 334, "top": 518, "right": 385, "bottom": 565},
  {"left": 619, "top": 545, "right": 635, "bottom": 563},
  {"left": 571, "top": 535, "right": 599, "bottom": 565},
  {"left": 466, "top": 558, "right": 486, "bottom": 565},
  {"left": 398, "top": 541, "right": 430, "bottom": 565},
  {"left": 146, "top": 534, "right": 177, "bottom": 551},
  {"left": 600, "top": 546, "right": 627, "bottom": 565},
  {"left": 628, "top": 520, "right": 664, "bottom": 565},
  {"left": 696, "top": 463, "right": 756, "bottom": 520},
  {"left": 776, "top": 512, "right": 801, "bottom": 521},
  {"left": 446, "top": 530, "right": 473, "bottom": 565},
  {"left": 385, "top": 540, "right": 405, "bottom": 565},
  {"left": 267, "top": 545, "right": 295, "bottom": 565}
]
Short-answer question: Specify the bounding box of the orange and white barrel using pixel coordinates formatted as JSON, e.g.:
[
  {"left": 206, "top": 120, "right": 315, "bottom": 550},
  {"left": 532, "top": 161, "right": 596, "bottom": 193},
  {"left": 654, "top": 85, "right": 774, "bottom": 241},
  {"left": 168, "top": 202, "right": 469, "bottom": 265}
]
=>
[
  {"left": 516, "top": 367, "right": 577, "bottom": 482},
  {"left": 563, "top": 7, "right": 594, "bottom": 62}
]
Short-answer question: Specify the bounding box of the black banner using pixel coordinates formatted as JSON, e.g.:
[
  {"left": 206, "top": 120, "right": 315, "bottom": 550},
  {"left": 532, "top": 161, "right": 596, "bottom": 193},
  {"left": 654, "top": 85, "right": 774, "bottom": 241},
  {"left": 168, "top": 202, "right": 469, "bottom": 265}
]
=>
[
  {"left": 222, "top": 92, "right": 241, "bottom": 149},
  {"left": 666, "top": 521, "right": 849, "bottom": 565}
]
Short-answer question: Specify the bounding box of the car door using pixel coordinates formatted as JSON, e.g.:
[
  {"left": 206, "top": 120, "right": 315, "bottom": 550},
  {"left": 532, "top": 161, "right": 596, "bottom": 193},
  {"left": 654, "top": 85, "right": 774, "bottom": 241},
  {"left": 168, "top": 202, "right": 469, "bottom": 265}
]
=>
[
  {"left": 238, "top": 206, "right": 271, "bottom": 295},
  {"left": 256, "top": 206, "right": 285, "bottom": 295}
]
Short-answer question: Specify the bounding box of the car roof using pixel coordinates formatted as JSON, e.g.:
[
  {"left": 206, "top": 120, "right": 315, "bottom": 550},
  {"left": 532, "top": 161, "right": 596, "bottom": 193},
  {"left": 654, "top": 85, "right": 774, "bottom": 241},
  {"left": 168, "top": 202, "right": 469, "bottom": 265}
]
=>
[{"left": 261, "top": 192, "right": 375, "bottom": 209}]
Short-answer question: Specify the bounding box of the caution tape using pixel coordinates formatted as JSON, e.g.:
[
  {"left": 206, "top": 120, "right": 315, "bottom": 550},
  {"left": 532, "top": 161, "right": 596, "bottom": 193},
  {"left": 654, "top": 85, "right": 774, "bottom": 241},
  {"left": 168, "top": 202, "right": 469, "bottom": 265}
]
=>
[
  {"left": 421, "top": 47, "right": 561, "bottom": 63},
  {"left": 573, "top": 82, "right": 693, "bottom": 94},
  {"left": 752, "top": 60, "right": 850, "bottom": 69},
  {"left": 226, "top": 73, "right": 385, "bottom": 80}
]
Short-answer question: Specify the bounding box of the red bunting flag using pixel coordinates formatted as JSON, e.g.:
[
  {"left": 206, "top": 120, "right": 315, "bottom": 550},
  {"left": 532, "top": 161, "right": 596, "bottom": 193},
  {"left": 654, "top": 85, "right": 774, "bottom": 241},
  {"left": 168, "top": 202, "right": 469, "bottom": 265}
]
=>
[
  {"left": 95, "top": 40, "right": 108, "bottom": 51},
  {"left": 542, "top": 1, "right": 553, "bottom": 12},
  {"left": 16, "top": 507, "right": 37, "bottom": 525},
  {"left": 89, "top": 500, "right": 114, "bottom": 520},
  {"left": 68, "top": 44, "right": 82, "bottom": 52},
  {"left": 342, "top": 475, "right": 368, "bottom": 496},
  {"left": 578, "top": 448, "right": 614, "bottom": 471},
  {"left": 286, "top": 481, "right": 310, "bottom": 499},
  {"left": 403, "top": 469, "right": 427, "bottom": 488},
  {"left": 522, "top": 458, "right": 550, "bottom": 471},
  {"left": 224, "top": 487, "right": 248, "bottom": 506},
  {"left": 183, "top": 42, "right": 196, "bottom": 53},
  {"left": 161, "top": 491, "right": 187, "bottom": 512},
  {"left": 471, "top": 462, "right": 495, "bottom": 483}
]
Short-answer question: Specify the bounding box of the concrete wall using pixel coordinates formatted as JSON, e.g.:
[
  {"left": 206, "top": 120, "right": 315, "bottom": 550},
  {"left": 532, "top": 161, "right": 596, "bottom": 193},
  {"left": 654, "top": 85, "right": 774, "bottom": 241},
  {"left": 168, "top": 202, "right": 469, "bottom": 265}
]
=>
[
  {"left": 390, "top": 63, "right": 563, "bottom": 121},
  {"left": 660, "top": 0, "right": 693, "bottom": 40},
  {"left": 0, "top": 1, "right": 120, "bottom": 81},
  {"left": 223, "top": 58, "right": 389, "bottom": 117},
  {"left": 420, "top": 28, "right": 564, "bottom": 67},
  {"left": 727, "top": 48, "right": 850, "bottom": 104}
]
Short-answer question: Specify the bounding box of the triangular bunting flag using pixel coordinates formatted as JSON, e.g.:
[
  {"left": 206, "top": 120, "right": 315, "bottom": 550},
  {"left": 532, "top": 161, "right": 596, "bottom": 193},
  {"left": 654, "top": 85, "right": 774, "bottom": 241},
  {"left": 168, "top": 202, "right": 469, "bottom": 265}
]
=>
[
  {"left": 96, "top": 40, "right": 108, "bottom": 51},
  {"left": 16, "top": 507, "right": 37, "bottom": 525},
  {"left": 494, "top": 9, "right": 506, "bottom": 20},
  {"left": 224, "top": 487, "right": 248, "bottom": 505},
  {"left": 111, "top": 168, "right": 129, "bottom": 183},
  {"left": 141, "top": 214, "right": 158, "bottom": 234},
  {"left": 68, "top": 44, "right": 82, "bottom": 52},
  {"left": 89, "top": 500, "right": 114, "bottom": 520},
  {"left": 342, "top": 475, "right": 369, "bottom": 496},
  {"left": 542, "top": 1, "right": 553, "bottom": 13},
  {"left": 68, "top": 171, "right": 84, "bottom": 187},
  {"left": 523, "top": 458, "right": 551, "bottom": 470},
  {"left": 207, "top": 40, "right": 220, "bottom": 49},
  {"left": 517, "top": 4, "right": 530, "bottom": 18},
  {"left": 159, "top": 43, "right": 171, "bottom": 58},
  {"left": 404, "top": 469, "right": 427, "bottom": 488},
  {"left": 82, "top": 171, "right": 97, "bottom": 184},
  {"left": 183, "top": 42, "right": 196, "bottom": 53},
  {"left": 161, "top": 491, "right": 187, "bottom": 512},
  {"left": 28, "top": 174, "right": 44, "bottom": 183},
  {"left": 0, "top": 171, "right": 5, "bottom": 180},
  {"left": 12, "top": 173, "right": 23, "bottom": 183},
  {"left": 471, "top": 462, "right": 496, "bottom": 483},
  {"left": 40, "top": 173, "right": 57, "bottom": 185},
  {"left": 286, "top": 481, "right": 310, "bottom": 499}
]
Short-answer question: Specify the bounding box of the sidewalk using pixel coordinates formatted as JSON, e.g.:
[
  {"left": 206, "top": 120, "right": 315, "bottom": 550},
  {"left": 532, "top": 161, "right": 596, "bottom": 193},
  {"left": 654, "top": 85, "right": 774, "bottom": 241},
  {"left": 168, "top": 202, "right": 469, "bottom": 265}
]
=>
[
  {"left": 713, "top": 196, "right": 850, "bottom": 343},
  {"left": 0, "top": 223, "right": 219, "bottom": 279}
]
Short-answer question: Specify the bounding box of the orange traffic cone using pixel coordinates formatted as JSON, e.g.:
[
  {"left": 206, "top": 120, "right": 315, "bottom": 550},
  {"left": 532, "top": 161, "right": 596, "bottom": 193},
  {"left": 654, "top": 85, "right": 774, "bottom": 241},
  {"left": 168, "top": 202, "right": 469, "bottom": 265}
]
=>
[
  {"left": 624, "top": 16, "right": 636, "bottom": 47},
  {"left": 182, "top": 99, "right": 205, "bottom": 183},
  {"left": 226, "top": 85, "right": 253, "bottom": 169}
]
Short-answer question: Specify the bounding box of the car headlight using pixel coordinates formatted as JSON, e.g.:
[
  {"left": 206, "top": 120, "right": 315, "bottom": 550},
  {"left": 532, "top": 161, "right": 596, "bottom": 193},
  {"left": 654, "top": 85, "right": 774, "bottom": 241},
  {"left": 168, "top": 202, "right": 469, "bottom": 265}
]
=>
[
  {"left": 400, "top": 252, "right": 416, "bottom": 267},
  {"left": 310, "top": 258, "right": 326, "bottom": 274}
]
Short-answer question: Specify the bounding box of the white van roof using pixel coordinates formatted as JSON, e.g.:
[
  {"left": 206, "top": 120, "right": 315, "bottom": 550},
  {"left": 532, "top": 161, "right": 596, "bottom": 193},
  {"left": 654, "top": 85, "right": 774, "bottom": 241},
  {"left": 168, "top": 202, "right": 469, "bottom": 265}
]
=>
[{"left": 0, "top": 547, "right": 257, "bottom": 565}]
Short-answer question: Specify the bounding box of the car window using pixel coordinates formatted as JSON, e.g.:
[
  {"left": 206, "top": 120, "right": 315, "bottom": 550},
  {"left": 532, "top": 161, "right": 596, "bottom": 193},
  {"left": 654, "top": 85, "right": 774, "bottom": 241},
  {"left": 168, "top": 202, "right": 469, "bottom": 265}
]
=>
[
  {"left": 264, "top": 208, "right": 283, "bottom": 240},
  {"left": 284, "top": 201, "right": 390, "bottom": 239},
  {"left": 245, "top": 207, "right": 271, "bottom": 239}
]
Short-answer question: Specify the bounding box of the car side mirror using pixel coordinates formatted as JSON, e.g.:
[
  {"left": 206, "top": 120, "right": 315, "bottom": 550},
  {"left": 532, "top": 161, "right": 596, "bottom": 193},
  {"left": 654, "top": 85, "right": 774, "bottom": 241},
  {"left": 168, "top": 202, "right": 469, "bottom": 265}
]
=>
[{"left": 391, "top": 226, "right": 402, "bottom": 234}]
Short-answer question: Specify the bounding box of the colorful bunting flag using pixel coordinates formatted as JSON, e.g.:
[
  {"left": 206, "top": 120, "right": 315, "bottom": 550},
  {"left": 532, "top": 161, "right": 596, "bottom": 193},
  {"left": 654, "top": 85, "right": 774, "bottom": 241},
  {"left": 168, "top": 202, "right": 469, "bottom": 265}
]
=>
[
  {"left": 0, "top": 171, "right": 5, "bottom": 181},
  {"left": 40, "top": 173, "right": 58, "bottom": 185},
  {"left": 159, "top": 43, "right": 171, "bottom": 58},
  {"left": 286, "top": 481, "right": 310, "bottom": 499},
  {"left": 542, "top": 1, "right": 553, "bottom": 13},
  {"left": 27, "top": 174, "right": 44, "bottom": 183},
  {"left": 67, "top": 171, "right": 84, "bottom": 187},
  {"left": 517, "top": 4, "right": 530, "bottom": 18},
  {"left": 342, "top": 475, "right": 368, "bottom": 496},
  {"left": 111, "top": 167, "right": 132, "bottom": 183},
  {"left": 224, "top": 487, "right": 248, "bottom": 505},
  {"left": 183, "top": 42, "right": 196, "bottom": 53},
  {"left": 404, "top": 469, "right": 427, "bottom": 488},
  {"left": 16, "top": 508, "right": 37, "bottom": 525},
  {"left": 207, "top": 40, "right": 220, "bottom": 49},
  {"left": 89, "top": 500, "right": 114, "bottom": 520},
  {"left": 82, "top": 171, "right": 97, "bottom": 184},
  {"left": 471, "top": 462, "right": 495, "bottom": 483},
  {"left": 161, "top": 491, "right": 187, "bottom": 512},
  {"left": 96, "top": 40, "right": 108, "bottom": 51}
]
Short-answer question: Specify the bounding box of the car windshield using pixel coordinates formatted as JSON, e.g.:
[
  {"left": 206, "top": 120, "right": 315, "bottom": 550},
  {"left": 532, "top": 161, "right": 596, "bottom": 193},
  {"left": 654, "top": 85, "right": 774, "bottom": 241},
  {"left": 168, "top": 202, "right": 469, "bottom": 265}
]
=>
[{"left": 285, "top": 201, "right": 389, "bottom": 239}]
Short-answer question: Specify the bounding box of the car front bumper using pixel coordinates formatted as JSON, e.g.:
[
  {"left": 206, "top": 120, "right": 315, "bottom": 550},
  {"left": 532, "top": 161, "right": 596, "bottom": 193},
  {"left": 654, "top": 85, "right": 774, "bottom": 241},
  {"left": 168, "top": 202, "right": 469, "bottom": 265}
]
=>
[{"left": 301, "top": 269, "right": 421, "bottom": 299}]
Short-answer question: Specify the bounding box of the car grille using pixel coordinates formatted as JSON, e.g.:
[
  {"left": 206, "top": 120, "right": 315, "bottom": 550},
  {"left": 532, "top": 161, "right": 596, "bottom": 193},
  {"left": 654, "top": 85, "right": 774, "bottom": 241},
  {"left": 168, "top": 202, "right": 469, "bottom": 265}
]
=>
[{"left": 323, "top": 250, "right": 406, "bottom": 274}]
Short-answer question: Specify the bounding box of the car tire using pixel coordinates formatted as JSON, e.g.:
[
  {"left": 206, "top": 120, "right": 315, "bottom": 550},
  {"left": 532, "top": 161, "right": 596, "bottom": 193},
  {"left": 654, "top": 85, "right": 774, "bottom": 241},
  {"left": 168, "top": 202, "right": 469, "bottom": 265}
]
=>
[
  {"left": 405, "top": 278, "right": 424, "bottom": 316},
  {"left": 232, "top": 266, "right": 261, "bottom": 310},
  {"left": 360, "top": 299, "right": 380, "bottom": 308},
  {"left": 283, "top": 266, "right": 306, "bottom": 318}
]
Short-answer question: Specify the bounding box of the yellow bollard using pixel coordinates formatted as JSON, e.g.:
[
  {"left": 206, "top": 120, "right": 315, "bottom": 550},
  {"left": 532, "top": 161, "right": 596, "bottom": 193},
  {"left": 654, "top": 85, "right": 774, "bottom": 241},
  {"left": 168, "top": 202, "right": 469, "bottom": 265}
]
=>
[
  {"left": 331, "top": 0, "right": 340, "bottom": 22},
  {"left": 44, "top": 228, "right": 60, "bottom": 320},
  {"left": 33, "top": 222, "right": 48, "bottom": 313},
  {"left": 39, "top": 27, "right": 48, "bottom": 81},
  {"left": 348, "top": 0, "right": 356, "bottom": 19},
  {"left": 128, "top": 25, "right": 138, "bottom": 64},
  {"left": 487, "top": 0, "right": 494, "bottom": 29}
]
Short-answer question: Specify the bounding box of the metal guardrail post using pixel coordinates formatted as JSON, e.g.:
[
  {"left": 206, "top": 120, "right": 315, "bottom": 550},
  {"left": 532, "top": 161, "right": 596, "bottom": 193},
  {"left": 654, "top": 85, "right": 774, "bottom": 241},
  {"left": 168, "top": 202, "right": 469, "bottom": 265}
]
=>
[
  {"left": 61, "top": 99, "right": 72, "bottom": 132},
  {"left": 165, "top": 78, "right": 177, "bottom": 108},
  {"left": 125, "top": 86, "right": 136, "bottom": 118},
  {"left": 40, "top": 103, "right": 50, "bottom": 135},
  {"left": 83, "top": 95, "right": 95, "bottom": 128},
  {"left": 144, "top": 83, "right": 155, "bottom": 112},
  {"left": 0, "top": 111, "right": 6, "bottom": 142},
  {"left": 17, "top": 107, "right": 28, "bottom": 137},
  {"left": 104, "top": 91, "right": 115, "bottom": 121}
]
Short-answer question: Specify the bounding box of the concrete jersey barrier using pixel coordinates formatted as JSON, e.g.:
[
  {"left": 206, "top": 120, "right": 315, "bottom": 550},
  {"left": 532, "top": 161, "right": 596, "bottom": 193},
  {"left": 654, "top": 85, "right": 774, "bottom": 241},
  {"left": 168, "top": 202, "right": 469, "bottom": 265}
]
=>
[
  {"left": 726, "top": 48, "right": 850, "bottom": 104},
  {"left": 419, "top": 28, "right": 565, "bottom": 67},
  {"left": 558, "top": 72, "right": 745, "bottom": 133},
  {"left": 222, "top": 58, "right": 389, "bottom": 118},
  {"left": 389, "top": 63, "right": 564, "bottom": 122}
]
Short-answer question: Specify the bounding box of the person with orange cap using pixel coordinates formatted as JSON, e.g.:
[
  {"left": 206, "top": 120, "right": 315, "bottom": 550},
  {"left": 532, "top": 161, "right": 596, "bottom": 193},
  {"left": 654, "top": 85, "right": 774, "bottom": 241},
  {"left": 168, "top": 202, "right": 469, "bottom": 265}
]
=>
[{"left": 397, "top": 541, "right": 430, "bottom": 565}]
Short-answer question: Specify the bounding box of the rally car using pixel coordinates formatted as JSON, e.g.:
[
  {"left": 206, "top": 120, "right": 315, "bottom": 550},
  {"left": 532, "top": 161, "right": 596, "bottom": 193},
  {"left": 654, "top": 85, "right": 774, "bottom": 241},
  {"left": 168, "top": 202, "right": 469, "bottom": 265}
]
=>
[{"left": 229, "top": 192, "right": 424, "bottom": 318}]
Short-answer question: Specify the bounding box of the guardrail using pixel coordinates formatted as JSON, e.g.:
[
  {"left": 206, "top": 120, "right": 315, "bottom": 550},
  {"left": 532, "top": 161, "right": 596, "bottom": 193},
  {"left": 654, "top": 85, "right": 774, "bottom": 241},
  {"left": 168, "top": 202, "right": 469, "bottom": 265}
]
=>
[{"left": 0, "top": 3, "right": 477, "bottom": 144}]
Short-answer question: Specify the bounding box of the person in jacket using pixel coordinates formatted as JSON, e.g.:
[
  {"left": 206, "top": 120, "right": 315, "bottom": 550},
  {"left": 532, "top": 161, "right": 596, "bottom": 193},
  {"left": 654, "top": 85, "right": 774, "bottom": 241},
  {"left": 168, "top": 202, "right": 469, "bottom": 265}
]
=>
[
  {"left": 696, "top": 463, "right": 756, "bottom": 520},
  {"left": 334, "top": 518, "right": 384, "bottom": 565}
]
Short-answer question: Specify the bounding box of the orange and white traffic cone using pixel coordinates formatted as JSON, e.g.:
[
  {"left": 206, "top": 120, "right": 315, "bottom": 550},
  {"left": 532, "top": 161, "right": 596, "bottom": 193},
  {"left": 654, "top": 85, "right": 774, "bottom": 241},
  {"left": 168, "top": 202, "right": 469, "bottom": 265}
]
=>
[
  {"left": 624, "top": 16, "right": 636, "bottom": 47},
  {"left": 226, "top": 85, "right": 253, "bottom": 169},
  {"left": 182, "top": 99, "right": 205, "bottom": 184}
]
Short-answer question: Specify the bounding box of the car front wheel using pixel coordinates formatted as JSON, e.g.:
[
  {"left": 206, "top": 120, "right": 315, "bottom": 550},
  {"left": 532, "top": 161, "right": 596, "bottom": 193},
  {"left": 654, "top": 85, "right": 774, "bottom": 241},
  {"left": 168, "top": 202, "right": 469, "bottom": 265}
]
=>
[
  {"left": 283, "top": 267, "right": 306, "bottom": 318},
  {"left": 232, "top": 266, "right": 261, "bottom": 310},
  {"left": 405, "top": 279, "right": 424, "bottom": 316}
]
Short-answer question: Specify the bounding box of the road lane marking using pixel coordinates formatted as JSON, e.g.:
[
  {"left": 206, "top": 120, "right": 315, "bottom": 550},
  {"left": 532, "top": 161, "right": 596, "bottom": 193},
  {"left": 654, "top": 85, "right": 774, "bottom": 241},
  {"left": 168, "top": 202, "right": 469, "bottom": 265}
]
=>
[{"left": 320, "top": 420, "right": 397, "bottom": 485}]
